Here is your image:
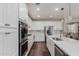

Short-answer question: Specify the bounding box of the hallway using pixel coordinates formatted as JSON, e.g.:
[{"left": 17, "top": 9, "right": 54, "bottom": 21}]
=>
[{"left": 28, "top": 42, "right": 51, "bottom": 56}]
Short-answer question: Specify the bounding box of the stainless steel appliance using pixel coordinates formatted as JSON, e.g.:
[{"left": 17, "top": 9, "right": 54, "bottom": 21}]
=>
[
  {"left": 19, "top": 21, "right": 28, "bottom": 56},
  {"left": 55, "top": 44, "right": 68, "bottom": 56}
]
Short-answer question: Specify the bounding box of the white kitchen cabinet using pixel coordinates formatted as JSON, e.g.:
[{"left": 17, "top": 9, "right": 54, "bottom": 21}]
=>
[
  {"left": 28, "top": 35, "right": 34, "bottom": 47},
  {"left": 48, "top": 38, "right": 51, "bottom": 54},
  {"left": 0, "top": 4, "right": 7, "bottom": 26},
  {"left": 47, "top": 37, "right": 51, "bottom": 54},
  {"left": 25, "top": 34, "right": 34, "bottom": 55},
  {"left": 28, "top": 35, "right": 33, "bottom": 50},
  {"left": 6, "top": 3, "right": 18, "bottom": 28},
  {"left": 0, "top": 4, "right": 3, "bottom": 25},
  {"left": 19, "top": 3, "right": 33, "bottom": 28},
  {"left": 19, "top": 3, "right": 28, "bottom": 21},
  {"left": 34, "top": 31, "right": 45, "bottom": 42},
  {"left": 0, "top": 28, "right": 18, "bottom": 56},
  {"left": 46, "top": 36, "right": 55, "bottom": 56},
  {"left": 46, "top": 37, "right": 49, "bottom": 50},
  {"left": 0, "top": 33, "right": 3, "bottom": 56},
  {"left": 0, "top": 3, "right": 18, "bottom": 28},
  {"left": 50, "top": 39, "right": 55, "bottom": 56},
  {"left": 19, "top": 3, "right": 33, "bottom": 27},
  {"left": 4, "top": 31, "right": 18, "bottom": 56}
]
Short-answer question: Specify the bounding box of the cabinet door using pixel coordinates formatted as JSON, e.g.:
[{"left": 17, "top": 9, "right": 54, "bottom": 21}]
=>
[
  {"left": 19, "top": 3, "right": 28, "bottom": 20},
  {"left": 47, "top": 37, "right": 49, "bottom": 50},
  {"left": 0, "top": 4, "right": 7, "bottom": 26},
  {"left": 50, "top": 40, "right": 55, "bottom": 56},
  {"left": 0, "top": 33, "right": 4, "bottom": 56},
  {"left": 47, "top": 38, "right": 51, "bottom": 53},
  {"left": 49, "top": 39, "right": 51, "bottom": 53},
  {"left": 4, "top": 31, "right": 18, "bottom": 56},
  {"left": 28, "top": 35, "right": 34, "bottom": 51},
  {"left": 6, "top": 3, "right": 18, "bottom": 28},
  {"left": 0, "top": 4, "right": 3, "bottom": 26}
]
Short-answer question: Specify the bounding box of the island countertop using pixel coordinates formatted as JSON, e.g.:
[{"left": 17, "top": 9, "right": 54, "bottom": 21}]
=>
[{"left": 48, "top": 35, "right": 79, "bottom": 56}]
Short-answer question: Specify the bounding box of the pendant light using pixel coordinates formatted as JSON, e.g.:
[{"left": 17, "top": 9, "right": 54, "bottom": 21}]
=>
[
  {"left": 68, "top": 3, "right": 72, "bottom": 20},
  {"left": 60, "top": 7, "right": 64, "bottom": 37},
  {"left": 61, "top": 7, "right": 64, "bottom": 20}
]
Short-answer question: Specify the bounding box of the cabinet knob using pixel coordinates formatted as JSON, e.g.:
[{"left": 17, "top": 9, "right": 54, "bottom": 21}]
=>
[{"left": 5, "top": 24, "right": 10, "bottom": 26}]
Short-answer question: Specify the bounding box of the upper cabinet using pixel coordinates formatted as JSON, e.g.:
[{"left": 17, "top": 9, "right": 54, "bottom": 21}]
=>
[
  {"left": 6, "top": 4, "right": 18, "bottom": 28},
  {"left": 0, "top": 4, "right": 7, "bottom": 27},
  {"left": 19, "top": 3, "right": 33, "bottom": 28},
  {"left": 0, "top": 3, "right": 18, "bottom": 28},
  {"left": 19, "top": 3, "right": 28, "bottom": 21}
]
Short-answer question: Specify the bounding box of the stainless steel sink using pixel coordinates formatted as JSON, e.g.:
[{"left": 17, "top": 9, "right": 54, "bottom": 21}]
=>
[{"left": 52, "top": 37, "right": 62, "bottom": 41}]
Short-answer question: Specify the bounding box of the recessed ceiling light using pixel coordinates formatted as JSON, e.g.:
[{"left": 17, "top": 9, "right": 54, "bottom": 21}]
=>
[
  {"left": 37, "top": 8, "right": 40, "bottom": 11},
  {"left": 55, "top": 8, "right": 58, "bottom": 11},
  {"left": 49, "top": 16, "right": 53, "bottom": 18},
  {"left": 37, "top": 15, "right": 40, "bottom": 17}
]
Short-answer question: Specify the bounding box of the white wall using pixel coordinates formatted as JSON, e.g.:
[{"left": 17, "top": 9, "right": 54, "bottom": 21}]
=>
[{"left": 67, "top": 19, "right": 79, "bottom": 23}]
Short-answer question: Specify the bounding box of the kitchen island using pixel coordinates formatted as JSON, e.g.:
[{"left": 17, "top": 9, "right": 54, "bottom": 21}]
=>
[{"left": 47, "top": 35, "right": 79, "bottom": 56}]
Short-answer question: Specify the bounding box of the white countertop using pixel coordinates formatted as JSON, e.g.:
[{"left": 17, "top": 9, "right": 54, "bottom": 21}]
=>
[{"left": 48, "top": 35, "right": 79, "bottom": 56}]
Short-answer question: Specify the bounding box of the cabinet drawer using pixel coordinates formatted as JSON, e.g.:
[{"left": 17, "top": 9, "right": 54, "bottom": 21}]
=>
[{"left": 0, "top": 28, "right": 17, "bottom": 33}]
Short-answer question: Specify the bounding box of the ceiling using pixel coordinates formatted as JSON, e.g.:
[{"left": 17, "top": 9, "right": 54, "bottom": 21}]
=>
[{"left": 27, "top": 3, "right": 79, "bottom": 21}]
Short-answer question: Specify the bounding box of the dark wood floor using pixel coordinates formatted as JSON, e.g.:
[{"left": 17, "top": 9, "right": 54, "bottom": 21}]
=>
[{"left": 28, "top": 42, "right": 51, "bottom": 56}]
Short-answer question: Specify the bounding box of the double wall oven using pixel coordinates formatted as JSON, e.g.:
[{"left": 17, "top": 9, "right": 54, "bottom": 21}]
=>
[{"left": 19, "top": 21, "right": 28, "bottom": 56}]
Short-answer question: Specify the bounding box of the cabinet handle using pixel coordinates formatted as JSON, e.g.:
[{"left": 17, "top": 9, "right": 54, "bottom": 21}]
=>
[
  {"left": 55, "top": 46, "right": 64, "bottom": 55},
  {"left": 5, "top": 32, "right": 11, "bottom": 35},
  {"left": 5, "top": 24, "right": 10, "bottom": 26}
]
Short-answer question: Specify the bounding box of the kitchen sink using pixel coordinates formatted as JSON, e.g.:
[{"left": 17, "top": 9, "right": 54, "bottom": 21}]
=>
[{"left": 52, "top": 37, "right": 62, "bottom": 41}]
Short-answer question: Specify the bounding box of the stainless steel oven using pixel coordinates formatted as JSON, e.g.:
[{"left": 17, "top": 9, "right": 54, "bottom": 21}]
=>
[{"left": 19, "top": 21, "right": 28, "bottom": 56}]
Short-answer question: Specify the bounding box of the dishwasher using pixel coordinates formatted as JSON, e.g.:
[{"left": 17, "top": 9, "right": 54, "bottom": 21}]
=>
[{"left": 55, "top": 44, "right": 68, "bottom": 56}]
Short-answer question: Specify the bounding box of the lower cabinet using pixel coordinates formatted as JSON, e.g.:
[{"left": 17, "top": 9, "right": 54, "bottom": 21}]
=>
[
  {"left": 0, "top": 28, "right": 18, "bottom": 56},
  {"left": 25, "top": 34, "right": 34, "bottom": 55},
  {"left": 50, "top": 40, "right": 55, "bottom": 56},
  {"left": 46, "top": 37, "right": 68, "bottom": 56},
  {"left": 55, "top": 44, "right": 68, "bottom": 56},
  {"left": 47, "top": 37, "right": 51, "bottom": 53},
  {"left": 46, "top": 38, "right": 55, "bottom": 56},
  {"left": 0, "top": 34, "right": 3, "bottom": 56}
]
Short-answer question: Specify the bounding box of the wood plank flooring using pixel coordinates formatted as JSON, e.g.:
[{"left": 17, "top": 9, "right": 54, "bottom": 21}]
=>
[{"left": 28, "top": 42, "right": 51, "bottom": 56}]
